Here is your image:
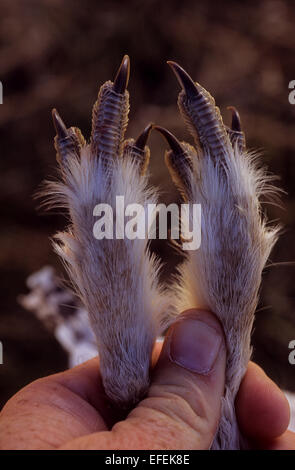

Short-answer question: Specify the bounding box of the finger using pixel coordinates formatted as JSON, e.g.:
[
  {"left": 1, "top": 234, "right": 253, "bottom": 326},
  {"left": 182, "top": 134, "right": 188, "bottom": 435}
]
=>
[
  {"left": 38, "top": 344, "right": 164, "bottom": 430},
  {"left": 45, "top": 357, "right": 126, "bottom": 427},
  {"left": 60, "top": 309, "right": 226, "bottom": 450},
  {"left": 135, "top": 309, "right": 226, "bottom": 449},
  {"left": 91, "top": 308, "right": 225, "bottom": 450},
  {"left": 49, "top": 358, "right": 104, "bottom": 407},
  {"left": 236, "top": 361, "right": 290, "bottom": 440},
  {"left": 51, "top": 342, "right": 164, "bottom": 406},
  {"left": 62, "top": 309, "right": 226, "bottom": 450},
  {"left": 0, "top": 366, "right": 107, "bottom": 450},
  {"left": 61, "top": 309, "right": 226, "bottom": 450},
  {"left": 256, "top": 430, "right": 295, "bottom": 450}
]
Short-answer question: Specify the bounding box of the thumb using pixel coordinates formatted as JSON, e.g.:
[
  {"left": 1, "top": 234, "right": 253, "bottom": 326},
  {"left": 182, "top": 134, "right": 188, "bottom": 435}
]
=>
[
  {"left": 61, "top": 309, "right": 226, "bottom": 450},
  {"left": 121, "top": 308, "right": 227, "bottom": 449}
]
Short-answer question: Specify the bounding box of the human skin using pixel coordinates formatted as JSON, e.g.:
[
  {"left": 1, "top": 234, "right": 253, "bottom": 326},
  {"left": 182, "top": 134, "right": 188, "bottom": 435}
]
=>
[{"left": 0, "top": 309, "right": 292, "bottom": 450}]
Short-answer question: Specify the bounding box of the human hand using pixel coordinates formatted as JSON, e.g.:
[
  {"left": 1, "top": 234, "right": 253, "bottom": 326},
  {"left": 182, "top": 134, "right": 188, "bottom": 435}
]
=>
[{"left": 0, "top": 309, "right": 291, "bottom": 450}]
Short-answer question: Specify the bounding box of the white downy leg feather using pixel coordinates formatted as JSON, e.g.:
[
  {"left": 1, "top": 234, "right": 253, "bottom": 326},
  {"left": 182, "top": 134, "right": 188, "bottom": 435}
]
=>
[
  {"left": 42, "top": 56, "right": 171, "bottom": 408},
  {"left": 157, "top": 62, "right": 280, "bottom": 449}
]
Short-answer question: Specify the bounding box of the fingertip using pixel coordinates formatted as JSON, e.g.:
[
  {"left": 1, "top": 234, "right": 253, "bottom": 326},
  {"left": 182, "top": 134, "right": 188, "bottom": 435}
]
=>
[
  {"left": 151, "top": 339, "right": 164, "bottom": 367},
  {"left": 236, "top": 362, "right": 290, "bottom": 440},
  {"left": 256, "top": 430, "right": 295, "bottom": 450}
]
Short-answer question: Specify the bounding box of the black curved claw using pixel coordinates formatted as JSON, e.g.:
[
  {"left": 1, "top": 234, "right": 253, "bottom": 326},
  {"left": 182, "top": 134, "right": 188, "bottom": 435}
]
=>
[
  {"left": 227, "top": 106, "right": 242, "bottom": 132},
  {"left": 52, "top": 108, "right": 68, "bottom": 138},
  {"left": 153, "top": 125, "right": 184, "bottom": 155},
  {"left": 113, "top": 55, "right": 130, "bottom": 94},
  {"left": 154, "top": 125, "right": 192, "bottom": 199},
  {"left": 167, "top": 61, "right": 199, "bottom": 100},
  {"left": 135, "top": 123, "right": 153, "bottom": 150}
]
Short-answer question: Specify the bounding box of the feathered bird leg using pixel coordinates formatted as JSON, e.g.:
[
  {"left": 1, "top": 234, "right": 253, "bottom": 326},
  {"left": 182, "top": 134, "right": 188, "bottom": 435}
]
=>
[
  {"left": 44, "top": 56, "right": 170, "bottom": 409},
  {"left": 156, "top": 61, "right": 280, "bottom": 449}
]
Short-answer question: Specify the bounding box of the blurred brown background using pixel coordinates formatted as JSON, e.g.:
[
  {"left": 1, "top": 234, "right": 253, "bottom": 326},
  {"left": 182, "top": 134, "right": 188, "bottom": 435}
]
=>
[{"left": 0, "top": 0, "right": 295, "bottom": 409}]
